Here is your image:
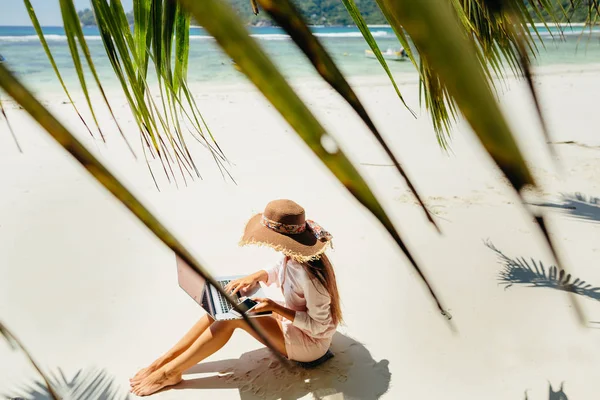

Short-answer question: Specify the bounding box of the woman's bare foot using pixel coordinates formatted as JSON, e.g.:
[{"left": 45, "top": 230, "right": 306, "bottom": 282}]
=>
[
  {"left": 130, "top": 365, "right": 158, "bottom": 386},
  {"left": 130, "top": 368, "right": 182, "bottom": 397}
]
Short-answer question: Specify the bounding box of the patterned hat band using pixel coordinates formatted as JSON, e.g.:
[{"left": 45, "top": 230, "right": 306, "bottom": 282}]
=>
[
  {"left": 261, "top": 215, "right": 306, "bottom": 234},
  {"left": 261, "top": 215, "right": 333, "bottom": 242}
]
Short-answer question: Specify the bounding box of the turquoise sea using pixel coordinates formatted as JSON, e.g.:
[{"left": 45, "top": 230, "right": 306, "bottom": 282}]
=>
[{"left": 0, "top": 25, "right": 599, "bottom": 93}]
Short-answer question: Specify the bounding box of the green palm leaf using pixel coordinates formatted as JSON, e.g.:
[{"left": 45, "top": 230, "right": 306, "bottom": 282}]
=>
[
  {"left": 373, "top": 0, "right": 459, "bottom": 145},
  {"left": 151, "top": 0, "right": 164, "bottom": 80},
  {"left": 91, "top": 0, "right": 225, "bottom": 185},
  {"left": 384, "top": 0, "right": 532, "bottom": 191},
  {"left": 59, "top": 0, "right": 106, "bottom": 142},
  {"left": 91, "top": 0, "right": 171, "bottom": 184},
  {"left": 133, "top": 0, "right": 152, "bottom": 82},
  {"left": 23, "top": 0, "right": 95, "bottom": 139},
  {"left": 179, "top": 0, "right": 451, "bottom": 320},
  {"left": 174, "top": 3, "right": 190, "bottom": 93},
  {"left": 23, "top": 0, "right": 224, "bottom": 185},
  {"left": 59, "top": 0, "right": 134, "bottom": 155},
  {"left": 256, "top": 0, "right": 438, "bottom": 230},
  {"left": 342, "top": 0, "right": 582, "bottom": 147}
]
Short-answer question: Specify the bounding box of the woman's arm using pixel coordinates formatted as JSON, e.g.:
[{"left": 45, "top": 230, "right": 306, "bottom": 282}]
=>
[
  {"left": 252, "top": 269, "right": 269, "bottom": 283},
  {"left": 226, "top": 258, "right": 284, "bottom": 294},
  {"left": 273, "top": 303, "right": 296, "bottom": 322},
  {"left": 244, "top": 268, "right": 271, "bottom": 285},
  {"left": 251, "top": 298, "right": 296, "bottom": 322}
]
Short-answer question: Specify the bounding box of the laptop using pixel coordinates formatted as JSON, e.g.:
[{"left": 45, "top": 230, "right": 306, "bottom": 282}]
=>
[{"left": 176, "top": 255, "right": 272, "bottom": 321}]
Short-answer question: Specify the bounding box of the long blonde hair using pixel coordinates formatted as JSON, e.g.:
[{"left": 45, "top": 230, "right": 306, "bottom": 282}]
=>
[{"left": 303, "top": 254, "right": 343, "bottom": 325}]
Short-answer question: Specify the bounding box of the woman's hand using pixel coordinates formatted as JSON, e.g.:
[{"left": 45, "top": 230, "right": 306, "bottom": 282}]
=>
[
  {"left": 225, "top": 276, "right": 256, "bottom": 296},
  {"left": 251, "top": 297, "right": 278, "bottom": 313},
  {"left": 225, "top": 270, "right": 267, "bottom": 296}
]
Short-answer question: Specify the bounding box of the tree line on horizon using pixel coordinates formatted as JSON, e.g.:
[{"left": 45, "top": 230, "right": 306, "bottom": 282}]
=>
[
  {"left": 76, "top": 0, "right": 593, "bottom": 28},
  {"left": 77, "top": 8, "right": 134, "bottom": 26}
]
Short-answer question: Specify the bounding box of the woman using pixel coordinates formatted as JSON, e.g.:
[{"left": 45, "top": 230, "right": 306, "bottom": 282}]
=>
[{"left": 130, "top": 199, "right": 342, "bottom": 396}]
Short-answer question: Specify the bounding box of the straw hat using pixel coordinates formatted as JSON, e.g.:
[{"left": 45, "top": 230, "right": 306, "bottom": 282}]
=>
[{"left": 239, "top": 199, "right": 333, "bottom": 262}]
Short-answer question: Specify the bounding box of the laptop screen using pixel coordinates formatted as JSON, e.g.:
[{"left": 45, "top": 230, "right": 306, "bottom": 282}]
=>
[{"left": 176, "top": 255, "right": 213, "bottom": 317}]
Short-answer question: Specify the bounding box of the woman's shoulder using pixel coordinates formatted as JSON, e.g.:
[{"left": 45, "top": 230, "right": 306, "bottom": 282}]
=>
[
  {"left": 287, "top": 258, "right": 311, "bottom": 279},
  {"left": 290, "top": 260, "right": 329, "bottom": 291}
]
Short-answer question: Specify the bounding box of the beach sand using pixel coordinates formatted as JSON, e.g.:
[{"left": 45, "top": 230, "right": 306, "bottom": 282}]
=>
[{"left": 1, "top": 64, "right": 600, "bottom": 399}]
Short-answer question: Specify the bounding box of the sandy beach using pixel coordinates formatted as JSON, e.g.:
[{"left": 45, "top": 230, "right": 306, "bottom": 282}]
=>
[{"left": 1, "top": 63, "right": 600, "bottom": 399}]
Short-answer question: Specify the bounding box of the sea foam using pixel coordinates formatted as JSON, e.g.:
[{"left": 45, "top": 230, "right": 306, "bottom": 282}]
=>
[{"left": 0, "top": 35, "right": 103, "bottom": 42}]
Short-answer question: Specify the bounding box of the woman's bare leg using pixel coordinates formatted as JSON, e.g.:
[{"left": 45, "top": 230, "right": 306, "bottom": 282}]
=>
[
  {"left": 130, "top": 314, "right": 214, "bottom": 384},
  {"left": 130, "top": 317, "right": 286, "bottom": 396}
]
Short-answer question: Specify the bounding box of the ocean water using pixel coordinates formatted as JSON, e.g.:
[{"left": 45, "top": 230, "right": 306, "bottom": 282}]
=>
[{"left": 0, "top": 25, "right": 599, "bottom": 93}]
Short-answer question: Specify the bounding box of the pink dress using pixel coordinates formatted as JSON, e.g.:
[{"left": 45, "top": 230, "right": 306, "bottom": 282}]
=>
[{"left": 264, "top": 256, "right": 336, "bottom": 362}]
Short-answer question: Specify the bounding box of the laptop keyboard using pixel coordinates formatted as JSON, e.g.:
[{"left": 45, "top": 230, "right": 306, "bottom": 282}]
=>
[{"left": 216, "top": 280, "right": 233, "bottom": 313}]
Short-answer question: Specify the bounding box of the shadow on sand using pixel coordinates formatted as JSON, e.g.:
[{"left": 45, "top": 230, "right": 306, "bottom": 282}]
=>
[
  {"left": 525, "top": 382, "right": 569, "bottom": 400},
  {"left": 532, "top": 192, "right": 600, "bottom": 223},
  {"left": 486, "top": 241, "right": 600, "bottom": 302},
  {"left": 1, "top": 367, "right": 128, "bottom": 400},
  {"left": 175, "top": 332, "right": 390, "bottom": 400}
]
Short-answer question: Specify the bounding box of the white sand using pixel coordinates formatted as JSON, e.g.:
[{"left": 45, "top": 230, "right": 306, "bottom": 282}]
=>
[{"left": 1, "top": 63, "right": 600, "bottom": 399}]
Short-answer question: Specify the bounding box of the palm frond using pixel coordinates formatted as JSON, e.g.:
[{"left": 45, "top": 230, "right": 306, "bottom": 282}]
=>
[
  {"left": 339, "top": 0, "right": 414, "bottom": 113},
  {"left": 377, "top": 0, "right": 586, "bottom": 322},
  {"left": 133, "top": 0, "right": 152, "bottom": 81},
  {"left": 0, "top": 320, "right": 59, "bottom": 400},
  {"left": 529, "top": 214, "right": 585, "bottom": 318},
  {"left": 23, "top": 0, "right": 227, "bottom": 185},
  {"left": 382, "top": 0, "right": 534, "bottom": 191},
  {"left": 475, "top": 0, "right": 554, "bottom": 156},
  {"left": 0, "top": 62, "right": 286, "bottom": 363},
  {"left": 61, "top": 0, "right": 135, "bottom": 149},
  {"left": 379, "top": 2, "right": 580, "bottom": 309},
  {"left": 255, "top": 0, "right": 438, "bottom": 231},
  {"left": 453, "top": 0, "right": 525, "bottom": 79},
  {"left": 174, "top": 3, "right": 190, "bottom": 94},
  {"left": 179, "top": 0, "right": 452, "bottom": 322},
  {"left": 418, "top": 57, "right": 458, "bottom": 148},
  {"left": 250, "top": 0, "right": 260, "bottom": 15},
  {"left": 341, "top": 0, "right": 591, "bottom": 149},
  {"left": 89, "top": 0, "right": 227, "bottom": 186},
  {"left": 0, "top": 97, "right": 21, "bottom": 152},
  {"left": 23, "top": 0, "right": 95, "bottom": 138}
]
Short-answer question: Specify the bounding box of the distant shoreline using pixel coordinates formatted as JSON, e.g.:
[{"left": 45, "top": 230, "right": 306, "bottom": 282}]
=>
[
  {"left": 189, "top": 24, "right": 394, "bottom": 28},
  {"left": 190, "top": 22, "right": 595, "bottom": 29},
  {"left": 2, "top": 21, "right": 594, "bottom": 29}
]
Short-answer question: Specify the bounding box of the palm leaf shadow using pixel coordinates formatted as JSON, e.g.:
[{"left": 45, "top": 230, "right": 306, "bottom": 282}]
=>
[
  {"left": 524, "top": 382, "right": 569, "bottom": 400},
  {"left": 486, "top": 241, "right": 600, "bottom": 302},
  {"left": 532, "top": 192, "right": 600, "bottom": 223},
  {"left": 2, "top": 367, "right": 129, "bottom": 400}
]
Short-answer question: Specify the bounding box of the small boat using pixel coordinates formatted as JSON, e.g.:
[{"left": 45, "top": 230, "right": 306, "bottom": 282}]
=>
[
  {"left": 365, "top": 48, "right": 407, "bottom": 61},
  {"left": 0, "top": 54, "right": 5, "bottom": 63}
]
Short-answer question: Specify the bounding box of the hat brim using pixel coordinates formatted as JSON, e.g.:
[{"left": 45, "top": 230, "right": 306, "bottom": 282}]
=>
[{"left": 239, "top": 214, "right": 329, "bottom": 262}]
